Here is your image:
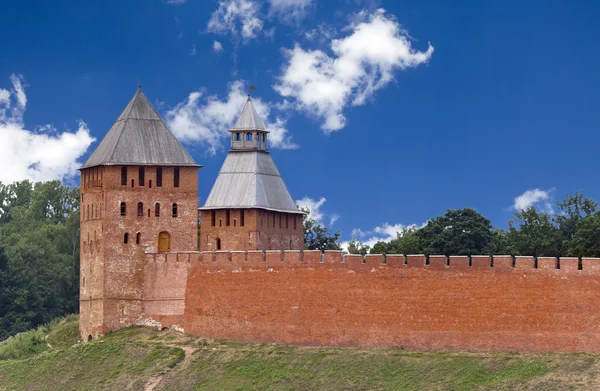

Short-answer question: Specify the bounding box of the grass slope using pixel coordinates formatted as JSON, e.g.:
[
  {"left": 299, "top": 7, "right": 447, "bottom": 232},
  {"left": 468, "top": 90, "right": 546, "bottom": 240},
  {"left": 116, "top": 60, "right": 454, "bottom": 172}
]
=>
[{"left": 0, "top": 318, "right": 599, "bottom": 390}]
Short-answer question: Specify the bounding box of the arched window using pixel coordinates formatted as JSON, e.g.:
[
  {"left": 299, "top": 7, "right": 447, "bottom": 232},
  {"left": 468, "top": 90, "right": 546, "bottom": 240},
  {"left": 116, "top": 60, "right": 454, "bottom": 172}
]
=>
[
  {"left": 155, "top": 203, "right": 160, "bottom": 217},
  {"left": 235, "top": 132, "right": 241, "bottom": 141},
  {"left": 158, "top": 232, "right": 170, "bottom": 252},
  {"left": 124, "top": 233, "right": 129, "bottom": 244},
  {"left": 120, "top": 202, "right": 126, "bottom": 216},
  {"left": 262, "top": 134, "right": 266, "bottom": 142},
  {"left": 172, "top": 203, "right": 178, "bottom": 217},
  {"left": 137, "top": 202, "right": 143, "bottom": 216},
  {"left": 246, "top": 132, "right": 252, "bottom": 141},
  {"left": 136, "top": 232, "right": 141, "bottom": 244},
  {"left": 216, "top": 238, "right": 221, "bottom": 250}
]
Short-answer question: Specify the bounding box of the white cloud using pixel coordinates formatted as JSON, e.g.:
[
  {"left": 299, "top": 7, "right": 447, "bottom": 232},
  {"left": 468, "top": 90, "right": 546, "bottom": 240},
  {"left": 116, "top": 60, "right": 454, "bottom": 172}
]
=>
[
  {"left": 212, "top": 40, "right": 224, "bottom": 53},
  {"left": 207, "top": 0, "right": 264, "bottom": 40},
  {"left": 274, "top": 8, "right": 433, "bottom": 132},
  {"left": 513, "top": 188, "right": 554, "bottom": 213},
  {"left": 190, "top": 44, "right": 197, "bottom": 56},
  {"left": 0, "top": 74, "right": 95, "bottom": 183},
  {"left": 268, "top": 0, "right": 313, "bottom": 24},
  {"left": 342, "top": 222, "right": 420, "bottom": 251},
  {"left": 165, "top": 80, "right": 296, "bottom": 155},
  {"left": 296, "top": 196, "right": 339, "bottom": 226},
  {"left": 167, "top": 0, "right": 186, "bottom": 4}
]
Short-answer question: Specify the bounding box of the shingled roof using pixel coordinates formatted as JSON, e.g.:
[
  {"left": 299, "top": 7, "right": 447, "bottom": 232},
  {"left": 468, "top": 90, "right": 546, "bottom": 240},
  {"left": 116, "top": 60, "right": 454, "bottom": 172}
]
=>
[
  {"left": 229, "top": 96, "right": 267, "bottom": 132},
  {"left": 200, "top": 151, "right": 302, "bottom": 214},
  {"left": 82, "top": 89, "right": 200, "bottom": 169}
]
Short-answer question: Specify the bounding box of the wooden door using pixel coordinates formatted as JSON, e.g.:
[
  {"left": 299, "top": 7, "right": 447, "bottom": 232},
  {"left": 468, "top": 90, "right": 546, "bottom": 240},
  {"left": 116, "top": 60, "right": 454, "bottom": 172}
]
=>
[{"left": 158, "top": 232, "right": 170, "bottom": 252}]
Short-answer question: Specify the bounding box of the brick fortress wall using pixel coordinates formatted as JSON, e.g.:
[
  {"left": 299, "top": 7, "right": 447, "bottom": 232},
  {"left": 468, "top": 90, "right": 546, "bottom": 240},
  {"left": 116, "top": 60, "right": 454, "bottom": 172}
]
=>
[{"left": 140, "top": 250, "right": 600, "bottom": 353}]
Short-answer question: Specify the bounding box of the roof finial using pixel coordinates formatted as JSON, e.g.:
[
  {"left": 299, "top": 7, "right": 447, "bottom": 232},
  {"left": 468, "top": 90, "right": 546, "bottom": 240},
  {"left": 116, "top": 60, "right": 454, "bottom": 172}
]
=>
[
  {"left": 137, "top": 76, "right": 142, "bottom": 92},
  {"left": 248, "top": 85, "right": 256, "bottom": 100}
]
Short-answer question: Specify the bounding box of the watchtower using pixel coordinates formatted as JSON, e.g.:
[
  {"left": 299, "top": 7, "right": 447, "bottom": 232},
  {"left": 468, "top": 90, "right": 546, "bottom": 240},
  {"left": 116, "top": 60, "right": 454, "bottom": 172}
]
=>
[
  {"left": 199, "top": 94, "right": 304, "bottom": 251},
  {"left": 79, "top": 87, "right": 201, "bottom": 341}
]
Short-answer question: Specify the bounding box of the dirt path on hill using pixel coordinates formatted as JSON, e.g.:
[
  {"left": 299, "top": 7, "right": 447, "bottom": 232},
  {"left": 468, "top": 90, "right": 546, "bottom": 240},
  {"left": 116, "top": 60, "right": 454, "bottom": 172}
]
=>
[{"left": 144, "top": 344, "right": 195, "bottom": 391}]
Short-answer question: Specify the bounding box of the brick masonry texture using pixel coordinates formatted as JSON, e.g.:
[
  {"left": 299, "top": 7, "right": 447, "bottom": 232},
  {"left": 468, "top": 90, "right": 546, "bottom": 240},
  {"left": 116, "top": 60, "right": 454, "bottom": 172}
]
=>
[
  {"left": 79, "top": 165, "right": 198, "bottom": 340},
  {"left": 175, "top": 251, "right": 600, "bottom": 353}
]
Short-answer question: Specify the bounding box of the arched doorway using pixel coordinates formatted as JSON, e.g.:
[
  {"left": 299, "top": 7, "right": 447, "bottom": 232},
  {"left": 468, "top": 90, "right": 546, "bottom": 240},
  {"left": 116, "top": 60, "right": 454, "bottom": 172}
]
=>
[
  {"left": 158, "top": 232, "right": 170, "bottom": 252},
  {"left": 87, "top": 335, "right": 93, "bottom": 342}
]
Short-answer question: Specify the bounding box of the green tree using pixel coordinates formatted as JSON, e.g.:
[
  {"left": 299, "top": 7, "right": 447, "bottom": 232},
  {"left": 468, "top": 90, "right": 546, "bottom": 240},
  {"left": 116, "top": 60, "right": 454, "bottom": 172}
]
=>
[
  {"left": 347, "top": 238, "right": 370, "bottom": 255},
  {"left": 416, "top": 208, "right": 493, "bottom": 255},
  {"left": 506, "top": 207, "right": 560, "bottom": 257},
  {"left": 301, "top": 207, "right": 341, "bottom": 251},
  {"left": 565, "top": 213, "right": 600, "bottom": 257},
  {"left": 0, "top": 180, "right": 80, "bottom": 340},
  {"left": 555, "top": 192, "right": 597, "bottom": 252}
]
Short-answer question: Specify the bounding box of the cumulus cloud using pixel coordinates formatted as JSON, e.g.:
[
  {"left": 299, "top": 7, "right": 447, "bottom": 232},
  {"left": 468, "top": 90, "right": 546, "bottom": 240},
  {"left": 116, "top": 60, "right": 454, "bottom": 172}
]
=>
[
  {"left": 268, "top": 0, "right": 313, "bottom": 24},
  {"left": 212, "top": 40, "right": 224, "bottom": 53},
  {"left": 296, "top": 196, "right": 339, "bottom": 226},
  {"left": 513, "top": 188, "right": 554, "bottom": 213},
  {"left": 0, "top": 74, "right": 95, "bottom": 183},
  {"left": 274, "top": 8, "right": 433, "bottom": 132},
  {"left": 346, "top": 222, "right": 416, "bottom": 250},
  {"left": 165, "top": 80, "right": 297, "bottom": 155},
  {"left": 207, "top": 0, "right": 264, "bottom": 40}
]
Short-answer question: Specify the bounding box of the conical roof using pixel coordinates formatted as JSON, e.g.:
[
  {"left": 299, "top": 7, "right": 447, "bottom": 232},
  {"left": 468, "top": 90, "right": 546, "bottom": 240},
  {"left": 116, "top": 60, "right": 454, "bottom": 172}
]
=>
[
  {"left": 200, "top": 151, "right": 301, "bottom": 214},
  {"left": 82, "top": 89, "right": 200, "bottom": 168},
  {"left": 229, "top": 96, "right": 267, "bottom": 132}
]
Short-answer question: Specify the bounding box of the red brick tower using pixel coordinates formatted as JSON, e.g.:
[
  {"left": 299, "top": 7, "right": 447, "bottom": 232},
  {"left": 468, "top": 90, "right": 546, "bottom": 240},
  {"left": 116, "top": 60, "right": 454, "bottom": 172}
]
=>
[
  {"left": 79, "top": 87, "right": 201, "bottom": 341},
  {"left": 199, "top": 94, "right": 304, "bottom": 251}
]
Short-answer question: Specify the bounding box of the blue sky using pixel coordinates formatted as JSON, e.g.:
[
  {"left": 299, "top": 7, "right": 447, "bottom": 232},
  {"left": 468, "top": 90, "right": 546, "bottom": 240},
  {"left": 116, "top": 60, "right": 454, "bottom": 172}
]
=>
[{"left": 1, "top": 0, "right": 599, "bottom": 246}]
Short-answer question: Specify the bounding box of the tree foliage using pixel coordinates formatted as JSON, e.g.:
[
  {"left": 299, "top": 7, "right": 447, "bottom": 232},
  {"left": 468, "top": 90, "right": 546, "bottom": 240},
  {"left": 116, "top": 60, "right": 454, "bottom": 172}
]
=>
[
  {"left": 301, "top": 207, "right": 341, "bottom": 251},
  {"left": 0, "top": 180, "right": 80, "bottom": 341}
]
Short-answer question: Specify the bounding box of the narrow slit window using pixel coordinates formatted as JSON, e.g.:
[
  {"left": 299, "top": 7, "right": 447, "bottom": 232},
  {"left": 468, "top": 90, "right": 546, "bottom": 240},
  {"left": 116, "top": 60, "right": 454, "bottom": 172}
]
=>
[
  {"left": 136, "top": 232, "right": 141, "bottom": 244},
  {"left": 294, "top": 215, "right": 297, "bottom": 230},
  {"left": 156, "top": 167, "right": 163, "bottom": 187},
  {"left": 233, "top": 218, "right": 237, "bottom": 227},
  {"left": 272, "top": 213, "right": 275, "bottom": 227},
  {"left": 131, "top": 179, "right": 134, "bottom": 188},
  {"left": 124, "top": 233, "right": 129, "bottom": 244},
  {"left": 240, "top": 210, "right": 245, "bottom": 227},
  {"left": 155, "top": 203, "right": 160, "bottom": 217},
  {"left": 139, "top": 167, "right": 145, "bottom": 186},
  {"left": 120, "top": 202, "right": 126, "bottom": 216},
  {"left": 174, "top": 167, "right": 180, "bottom": 188},
  {"left": 286, "top": 215, "right": 289, "bottom": 229},
  {"left": 216, "top": 238, "right": 221, "bottom": 250},
  {"left": 121, "top": 166, "right": 127, "bottom": 186},
  {"left": 226, "top": 209, "right": 230, "bottom": 226},
  {"left": 137, "top": 202, "right": 143, "bottom": 216},
  {"left": 172, "top": 203, "right": 178, "bottom": 217},
  {"left": 211, "top": 210, "right": 216, "bottom": 226},
  {"left": 149, "top": 180, "right": 152, "bottom": 189}
]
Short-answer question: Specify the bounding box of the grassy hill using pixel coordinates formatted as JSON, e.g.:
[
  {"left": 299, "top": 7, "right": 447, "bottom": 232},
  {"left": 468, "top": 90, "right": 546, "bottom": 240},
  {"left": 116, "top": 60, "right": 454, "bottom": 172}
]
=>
[{"left": 1, "top": 317, "right": 600, "bottom": 390}]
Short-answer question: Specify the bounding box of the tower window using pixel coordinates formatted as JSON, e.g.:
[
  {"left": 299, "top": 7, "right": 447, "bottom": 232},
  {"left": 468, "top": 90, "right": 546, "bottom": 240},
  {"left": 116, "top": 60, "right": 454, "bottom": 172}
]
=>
[
  {"left": 149, "top": 180, "right": 152, "bottom": 189},
  {"left": 235, "top": 132, "right": 241, "bottom": 141},
  {"left": 272, "top": 213, "right": 275, "bottom": 227},
  {"left": 121, "top": 167, "right": 127, "bottom": 186},
  {"left": 172, "top": 203, "right": 178, "bottom": 217},
  {"left": 155, "top": 203, "right": 160, "bottom": 217},
  {"left": 120, "top": 202, "right": 126, "bottom": 216},
  {"left": 263, "top": 134, "right": 266, "bottom": 142},
  {"left": 294, "top": 215, "right": 297, "bottom": 230},
  {"left": 219, "top": 218, "right": 222, "bottom": 227},
  {"left": 174, "top": 167, "right": 180, "bottom": 188},
  {"left": 240, "top": 210, "right": 245, "bottom": 227},
  {"left": 211, "top": 210, "right": 216, "bottom": 226},
  {"left": 226, "top": 209, "right": 230, "bottom": 226},
  {"left": 124, "top": 233, "right": 129, "bottom": 244},
  {"left": 131, "top": 179, "right": 134, "bottom": 188},
  {"left": 139, "top": 167, "right": 145, "bottom": 186},
  {"left": 136, "top": 232, "right": 141, "bottom": 244},
  {"left": 279, "top": 214, "right": 282, "bottom": 228},
  {"left": 156, "top": 167, "right": 163, "bottom": 187},
  {"left": 216, "top": 238, "right": 221, "bottom": 250},
  {"left": 233, "top": 218, "right": 237, "bottom": 227},
  {"left": 246, "top": 133, "right": 252, "bottom": 141},
  {"left": 286, "top": 215, "right": 289, "bottom": 229},
  {"left": 137, "top": 202, "right": 143, "bottom": 216}
]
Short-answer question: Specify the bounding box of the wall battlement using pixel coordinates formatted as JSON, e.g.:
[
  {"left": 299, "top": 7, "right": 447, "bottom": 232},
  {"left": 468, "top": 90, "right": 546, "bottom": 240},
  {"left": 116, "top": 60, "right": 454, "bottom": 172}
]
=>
[{"left": 144, "top": 250, "right": 600, "bottom": 275}]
